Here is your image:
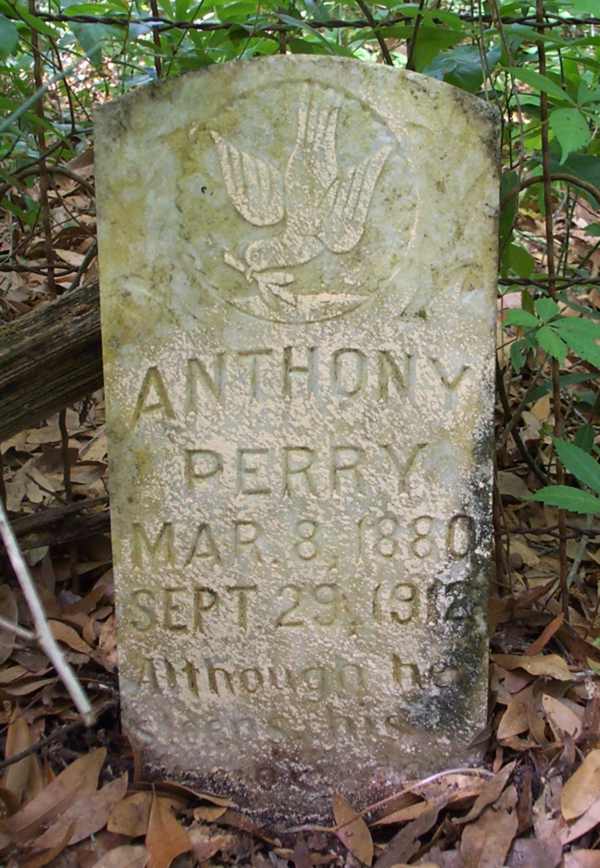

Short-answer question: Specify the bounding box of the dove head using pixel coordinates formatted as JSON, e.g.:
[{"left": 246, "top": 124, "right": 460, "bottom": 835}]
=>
[{"left": 244, "top": 238, "right": 279, "bottom": 274}]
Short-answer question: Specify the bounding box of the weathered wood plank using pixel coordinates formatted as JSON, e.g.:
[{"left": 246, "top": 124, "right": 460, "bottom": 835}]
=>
[{"left": 0, "top": 282, "right": 102, "bottom": 443}]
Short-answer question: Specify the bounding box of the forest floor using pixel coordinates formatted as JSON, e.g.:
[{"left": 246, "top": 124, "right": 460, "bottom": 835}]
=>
[{"left": 1, "top": 148, "right": 600, "bottom": 867}]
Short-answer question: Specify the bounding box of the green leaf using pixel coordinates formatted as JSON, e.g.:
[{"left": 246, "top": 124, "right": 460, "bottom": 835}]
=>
[
  {"left": 550, "top": 108, "right": 592, "bottom": 164},
  {"left": 575, "top": 424, "right": 595, "bottom": 453},
  {"left": 69, "top": 21, "right": 118, "bottom": 67},
  {"left": 500, "top": 169, "right": 520, "bottom": 249},
  {"left": 549, "top": 154, "right": 600, "bottom": 207},
  {"left": 510, "top": 338, "right": 528, "bottom": 372},
  {"left": 11, "top": 6, "right": 55, "bottom": 36},
  {"left": 530, "top": 485, "right": 600, "bottom": 514},
  {"left": 276, "top": 14, "right": 355, "bottom": 55},
  {"left": 536, "top": 325, "right": 567, "bottom": 362},
  {"left": 555, "top": 318, "right": 600, "bottom": 367},
  {"left": 503, "top": 242, "right": 535, "bottom": 277},
  {"left": 554, "top": 437, "right": 600, "bottom": 495},
  {"left": 504, "top": 309, "right": 539, "bottom": 328},
  {"left": 409, "top": 26, "right": 465, "bottom": 71},
  {"left": 555, "top": 317, "right": 600, "bottom": 341},
  {"left": 535, "top": 297, "right": 560, "bottom": 321},
  {"left": 0, "top": 14, "right": 17, "bottom": 58},
  {"left": 425, "top": 44, "right": 501, "bottom": 93},
  {"left": 584, "top": 223, "right": 600, "bottom": 236},
  {"left": 506, "top": 66, "right": 573, "bottom": 103}
]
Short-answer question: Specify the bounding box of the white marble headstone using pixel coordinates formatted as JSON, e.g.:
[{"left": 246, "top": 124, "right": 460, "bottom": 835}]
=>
[{"left": 95, "top": 55, "right": 499, "bottom": 823}]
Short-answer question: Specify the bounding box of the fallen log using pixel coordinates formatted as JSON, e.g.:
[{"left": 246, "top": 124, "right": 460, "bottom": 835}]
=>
[{"left": 0, "top": 281, "right": 102, "bottom": 443}]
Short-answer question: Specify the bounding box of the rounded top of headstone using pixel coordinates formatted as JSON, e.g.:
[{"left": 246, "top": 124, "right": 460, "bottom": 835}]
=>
[{"left": 95, "top": 56, "right": 498, "bottom": 326}]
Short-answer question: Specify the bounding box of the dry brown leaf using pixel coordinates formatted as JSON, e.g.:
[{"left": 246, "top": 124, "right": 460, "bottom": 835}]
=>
[
  {"left": 91, "top": 844, "right": 148, "bottom": 868},
  {"left": 192, "top": 804, "right": 228, "bottom": 822},
  {"left": 0, "top": 586, "right": 17, "bottom": 665},
  {"left": 562, "top": 749, "right": 600, "bottom": 820},
  {"left": 188, "top": 827, "right": 234, "bottom": 861},
  {"left": 54, "top": 249, "right": 87, "bottom": 267},
  {"left": 3, "top": 712, "right": 34, "bottom": 806},
  {"left": 455, "top": 761, "right": 516, "bottom": 825},
  {"left": 507, "top": 837, "right": 553, "bottom": 868},
  {"left": 460, "top": 784, "right": 518, "bottom": 868},
  {"left": 526, "top": 613, "right": 564, "bottom": 655},
  {"left": 48, "top": 620, "right": 93, "bottom": 655},
  {"left": 2, "top": 747, "right": 106, "bottom": 842},
  {"left": 373, "top": 802, "right": 442, "bottom": 868},
  {"left": 562, "top": 795, "right": 600, "bottom": 844},
  {"left": 498, "top": 471, "right": 530, "bottom": 500},
  {"left": 97, "top": 615, "right": 118, "bottom": 670},
  {"left": 564, "top": 851, "right": 600, "bottom": 867},
  {"left": 2, "top": 678, "right": 57, "bottom": 697},
  {"left": 145, "top": 793, "right": 191, "bottom": 868},
  {"left": 333, "top": 792, "right": 373, "bottom": 866},
  {"left": 415, "top": 772, "right": 488, "bottom": 806},
  {"left": 543, "top": 694, "right": 583, "bottom": 740},
  {"left": 493, "top": 653, "right": 571, "bottom": 681},
  {"left": 33, "top": 772, "right": 128, "bottom": 849},
  {"left": 21, "top": 822, "right": 74, "bottom": 868},
  {"left": 0, "top": 665, "right": 29, "bottom": 685},
  {"left": 155, "top": 780, "right": 234, "bottom": 806},
  {"left": 372, "top": 800, "right": 430, "bottom": 826},
  {"left": 292, "top": 837, "right": 311, "bottom": 868},
  {"left": 498, "top": 696, "right": 530, "bottom": 740},
  {"left": 108, "top": 791, "right": 152, "bottom": 837}
]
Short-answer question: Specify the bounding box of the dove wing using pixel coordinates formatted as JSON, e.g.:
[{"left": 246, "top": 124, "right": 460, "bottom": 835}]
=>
[
  {"left": 284, "top": 87, "right": 340, "bottom": 236},
  {"left": 319, "top": 144, "right": 392, "bottom": 254},
  {"left": 211, "top": 131, "right": 284, "bottom": 227}
]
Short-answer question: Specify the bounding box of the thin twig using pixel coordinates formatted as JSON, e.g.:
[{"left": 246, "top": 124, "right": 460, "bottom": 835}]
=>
[
  {"left": 148, "top": 0, "right": 163, "bottom": 77},
  {"left": 406, "top": 0, "right": 426, "bottom": 71},
  {"left": 68, "top": 240, "right": 97, "bottom": 291},
  {"left": 58, "top": 410, "right": 73, "bottom": 502},
  {"left": 496, "top": 360, "right": 548, "bottom": 484},
  {"left": 0, "top": 499, "right": 95, "bottom": 726},
  {"left": 0, "top": 699, "right": 117, "bottom": 771},
  {"left": 355, "top": 0, "right": 394, "bottom": 65},
  {"left": 4, "top": 9, "right": 598, "bottom": 29},
  {"left": 286, "top": 768, "right": 495, "bottom": 834},
  {"left": 501, "top": 172, "right": 600, "bottom": 210},
  {"left": 28, "top": 0, "right": 55, "bottom": 295},
  {"left": 0, "top": 614, "right": 35, "bottom": 641},
  {"left": 566, "top": 515, "right": 594, "bottom": 588},
  {"left": 536, "top": 0, "right": 569, "bottom": 622}
]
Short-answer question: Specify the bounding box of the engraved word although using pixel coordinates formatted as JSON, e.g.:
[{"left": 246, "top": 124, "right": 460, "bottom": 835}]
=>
[{"left": 135, "top": 655, "right": 368, "bottom": 699}]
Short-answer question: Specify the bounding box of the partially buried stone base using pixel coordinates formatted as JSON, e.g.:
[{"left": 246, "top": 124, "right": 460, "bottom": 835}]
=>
[{"left": 95, "top": 53, "right": 499, "bottom": 823}]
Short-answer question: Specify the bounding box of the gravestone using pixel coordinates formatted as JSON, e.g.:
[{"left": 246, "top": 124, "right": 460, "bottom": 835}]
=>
[{"left": 95, "top": 55, "right": 499, "bottom": 823}]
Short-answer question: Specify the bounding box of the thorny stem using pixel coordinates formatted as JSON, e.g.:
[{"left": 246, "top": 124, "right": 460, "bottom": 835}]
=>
[{"left": 536, "top": 0, "right": 569, "bottom": 622}]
